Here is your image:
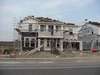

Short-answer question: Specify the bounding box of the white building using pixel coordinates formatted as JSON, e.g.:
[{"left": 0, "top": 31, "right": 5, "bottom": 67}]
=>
[
  {"left": 15, "top": 16, "right": 82, "bottom": 52},
  {"left": 79, "top": 21, "right": 100, "bottom": 50}
]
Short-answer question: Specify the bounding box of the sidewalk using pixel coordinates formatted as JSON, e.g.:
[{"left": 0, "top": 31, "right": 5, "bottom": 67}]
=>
[{"left": 0, "top": 55, "right": 100, "bottom": 62}]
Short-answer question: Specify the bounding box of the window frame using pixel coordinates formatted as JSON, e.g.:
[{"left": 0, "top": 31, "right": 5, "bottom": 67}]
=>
[{"left": 40, "top": 25, "right": 46, "bottom": 32}]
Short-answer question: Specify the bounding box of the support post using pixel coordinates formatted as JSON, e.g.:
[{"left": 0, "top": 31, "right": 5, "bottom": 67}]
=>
[
  {"left": 60, "top": 39, "right": 63, "bottom": 52},
  {"left": 38, "top": 39, "right": 40, "bottom": 51},
  {"left": 80, "top": 41, "right": 83, "bottom": 51},
  {"left": 44, "top": 39, "right": 47, "bottom": 51},
  {"left": 46, "top": 25, "right": 48, "bottom": 32}
]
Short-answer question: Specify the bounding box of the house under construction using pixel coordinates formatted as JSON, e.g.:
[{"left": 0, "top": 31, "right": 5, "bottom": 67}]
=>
[
  {"left": 15, "top": 16, "right": 83, "bottom": 52},
  {"left": 78, "top": 21, "right": 100, "bottom": 50}
]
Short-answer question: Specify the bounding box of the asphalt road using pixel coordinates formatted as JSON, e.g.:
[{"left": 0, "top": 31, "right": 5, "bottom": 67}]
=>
[{"left": 0, "top": 59, "right": 100, "bottom": 75}]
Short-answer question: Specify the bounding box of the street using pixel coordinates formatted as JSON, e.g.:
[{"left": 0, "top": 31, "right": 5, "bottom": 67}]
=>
[{"left": 0, "top": 58, "right": 100, "bottom": 75}]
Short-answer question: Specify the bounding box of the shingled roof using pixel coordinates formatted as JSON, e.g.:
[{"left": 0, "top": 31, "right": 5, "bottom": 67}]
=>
[
  {"left": 19, "top": 16, "right": 75, "bottom": 25},
  {"left": 35, "top": 17, "right": 59, "bottom": 22}
]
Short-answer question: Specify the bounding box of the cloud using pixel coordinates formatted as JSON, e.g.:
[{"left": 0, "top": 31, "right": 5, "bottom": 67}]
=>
[
  {"left": 39, "top": 0, "right": 95, "bottom": 10},
  {"left": 1, "top": 0, "right": 95, "bottom": 13},
  {"left": 0, "top": 0, "right": 96, "bottom": 17}
]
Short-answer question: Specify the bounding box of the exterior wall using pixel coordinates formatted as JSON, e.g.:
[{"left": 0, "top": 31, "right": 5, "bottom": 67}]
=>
[
  {"left": 80, "top": 23, "right": 100, "bottom": 35},
  {"left": 78, "top": 23, "right": 100, "bottom": 50},
  {"left": 63, "top": 26, "right": 69, "bottom": 31},
  {"left": 87, "top": 24, "right": 99, "bottom": 34},
  {"left": 73, "top": 26, "right": 81, "bottom": 34},
  {"left": 19, "top": 19, "right": 38, "bottom": 32}
]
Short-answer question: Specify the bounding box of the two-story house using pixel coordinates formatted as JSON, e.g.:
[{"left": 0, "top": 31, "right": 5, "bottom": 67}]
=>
[{"left": 15, "top": 16, "right": 82, "bottom": 52}]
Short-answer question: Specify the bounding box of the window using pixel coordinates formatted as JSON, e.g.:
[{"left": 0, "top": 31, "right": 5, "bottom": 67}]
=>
[
  {"left": 47, "top": 39, "right": 50, "bottom": 47},
  {"left": 48, "top": 25, "right": 53, "bottom": 32},
  {"left": 29, "top": 24, "right": 32, "bottom": 31},
  {"left": 31, "top": 39, "right": 35, "bottom": 48},
  {"left": 40, "top": 25, "right": 46, "bottom": 32},
  {"left": 56, "top": 26, "right": 61, "bottom": 32},
  {"left": 25, "top": 38, "right": 29, "bottom": 47},
  {"left": 48, "top": 25, "right": 54, "bottom": 35}
]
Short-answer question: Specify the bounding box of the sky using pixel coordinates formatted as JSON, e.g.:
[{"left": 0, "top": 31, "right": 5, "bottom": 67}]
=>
[{"left": 0, "top": 0, "right": 100, "bottom": 41}]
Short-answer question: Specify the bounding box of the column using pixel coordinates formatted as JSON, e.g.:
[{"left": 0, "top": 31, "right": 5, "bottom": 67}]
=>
[
  {"left": 44, "top": 39, "right": 47, "bottom": 51},
  {"left": 38, "top": 39, "right": 40, "bottom": 51},
  {"left": 38, "top": 25, "right": 40, "bottom": 31},
  {"left": 61, "top": 25, "right": 63, "bottom": 31},
  {"left": 54, "top": 25, "right": 56, "bottom": 30},
  {"left": 46, "top": 25, "right": 48, "bottom": 32},
  {"left": 80, "top": 41, "right": 83, "bottom": 51},
  {"left": 60, "top": 39, "right": 63, "bottom": 52},
  {"left": 29, "top": 37, "right": 31, "bottom": 48},
  {"left": 35, "top": 38, "right": 36, "bottom": 49}
]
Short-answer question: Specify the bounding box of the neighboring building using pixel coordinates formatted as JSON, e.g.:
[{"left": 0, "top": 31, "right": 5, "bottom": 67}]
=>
[
  {"left": 15, "top": 16, "right": 82, "bottom": 52},
  {"left": 78, "top": 21, "right": 100, "bottom": 50}
]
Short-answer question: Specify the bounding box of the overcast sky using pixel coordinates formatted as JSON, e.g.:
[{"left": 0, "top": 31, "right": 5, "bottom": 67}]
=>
[{"left": 0, "top": 0, "right": 100, "bottom": 41}]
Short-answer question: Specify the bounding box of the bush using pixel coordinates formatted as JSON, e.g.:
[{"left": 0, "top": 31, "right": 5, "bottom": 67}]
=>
[{"left": 3, "top": 48, "right": 15, "bottom": 54}]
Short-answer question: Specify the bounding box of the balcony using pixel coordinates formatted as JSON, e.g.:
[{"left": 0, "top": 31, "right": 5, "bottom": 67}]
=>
[
  {"left": 38, "top": 30, "right": 63, "bottom": 38},
  {"left": 15, "top": 27, "right": 64, "bottom": 38}
]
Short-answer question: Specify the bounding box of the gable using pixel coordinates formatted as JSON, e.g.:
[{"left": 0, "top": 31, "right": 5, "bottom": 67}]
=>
[{"left": 79, "top": 25, "right": 94, "bottom": 34}]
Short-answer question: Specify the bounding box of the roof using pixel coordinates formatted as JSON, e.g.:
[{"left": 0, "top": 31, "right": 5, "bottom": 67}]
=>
[
  {"left": 19, "top": 16, "right": 75, "bottom": 25},
  {"left": 88, "top": 21, "right": 100, "bottom": 27},
  {"left": 35, "top": 17, "right": 59, "bottom": 22}
]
